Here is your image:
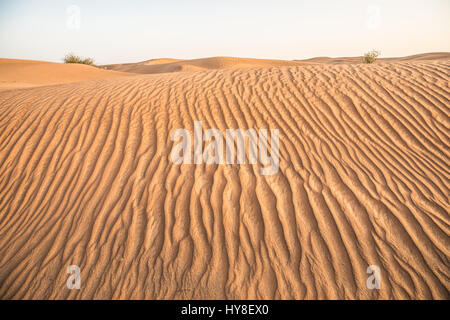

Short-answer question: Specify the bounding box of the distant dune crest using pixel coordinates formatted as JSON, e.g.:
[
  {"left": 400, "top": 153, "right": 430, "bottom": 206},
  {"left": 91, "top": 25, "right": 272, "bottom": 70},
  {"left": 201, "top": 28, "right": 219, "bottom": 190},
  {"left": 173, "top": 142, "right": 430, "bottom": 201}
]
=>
[{"left": 103, "top": 52, "right": 450, "bottom": 74}]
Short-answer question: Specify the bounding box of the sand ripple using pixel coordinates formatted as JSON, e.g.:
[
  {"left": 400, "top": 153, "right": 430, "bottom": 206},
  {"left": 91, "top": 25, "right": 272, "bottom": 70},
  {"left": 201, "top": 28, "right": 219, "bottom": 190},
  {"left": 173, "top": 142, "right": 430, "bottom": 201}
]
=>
[{"left": 0, "top": 60, "right": 449, "bottom": 299}]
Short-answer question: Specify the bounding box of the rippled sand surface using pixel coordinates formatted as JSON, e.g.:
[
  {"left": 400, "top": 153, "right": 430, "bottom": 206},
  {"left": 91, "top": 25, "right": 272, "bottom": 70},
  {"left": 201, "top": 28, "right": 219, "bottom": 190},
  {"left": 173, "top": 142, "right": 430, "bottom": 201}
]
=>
[{"left": 0, "top": 55, "right": 449, "bottom": 299}]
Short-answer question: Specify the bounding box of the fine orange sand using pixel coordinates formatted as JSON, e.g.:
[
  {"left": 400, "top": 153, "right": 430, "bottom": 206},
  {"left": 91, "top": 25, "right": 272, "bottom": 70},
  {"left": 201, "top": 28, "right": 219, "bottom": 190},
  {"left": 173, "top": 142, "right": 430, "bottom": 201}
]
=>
[
  {"left": 0, "top": 59, "right": 131, "bottom": 91},
  {"left": 0, "top": 54, "right": 449, "bottom": 299},
  {"left": 104, "top": 56, "right": 308, "bottom": 74}
]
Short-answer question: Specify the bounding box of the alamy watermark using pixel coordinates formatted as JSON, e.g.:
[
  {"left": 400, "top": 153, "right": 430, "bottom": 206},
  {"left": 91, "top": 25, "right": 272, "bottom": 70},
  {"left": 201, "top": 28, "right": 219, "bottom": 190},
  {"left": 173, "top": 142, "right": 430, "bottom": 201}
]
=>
[
  {"left": 366, "top": 265, "right": 381, "bottom": 290},
  {"left": 66, "top": 265, "right": 81, "bottom": 289},
  {"left": 170, "top": 121, "right": 280, "bottom": 175},
  {"left": 66, "top": 5, "right": 81, "bottom": 30},
  {"left": 365, "top": 5, "right": 382, "bottom": 30}
]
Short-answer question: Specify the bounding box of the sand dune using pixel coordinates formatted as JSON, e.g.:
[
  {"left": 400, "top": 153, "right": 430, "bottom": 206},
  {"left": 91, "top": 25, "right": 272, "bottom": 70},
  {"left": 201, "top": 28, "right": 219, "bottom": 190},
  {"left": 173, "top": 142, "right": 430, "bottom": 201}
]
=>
[
  {"left": 104, "top": 56, "right": 306, "bottom": 74},
  {"left": 299, "top": 52, "right": 450, "bottom": 65},
  {"left": 0, "top": 59, "right": 131, "bottom": 91},
  {"left": 0, "top": 56, "right": 449, "bottom": 299},
  {"left": 104, "top": 53, "right": 450, "bottom": 75}
]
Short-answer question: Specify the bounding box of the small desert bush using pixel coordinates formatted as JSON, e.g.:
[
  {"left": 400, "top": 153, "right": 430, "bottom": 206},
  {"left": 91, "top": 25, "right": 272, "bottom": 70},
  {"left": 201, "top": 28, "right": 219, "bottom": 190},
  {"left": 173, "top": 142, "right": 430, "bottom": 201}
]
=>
[
  {"left": 363, "top": 50, "right": 380, "bottom": 64},
  {"left": 64, "top": 53, "right": 95, "bottom": 66}
]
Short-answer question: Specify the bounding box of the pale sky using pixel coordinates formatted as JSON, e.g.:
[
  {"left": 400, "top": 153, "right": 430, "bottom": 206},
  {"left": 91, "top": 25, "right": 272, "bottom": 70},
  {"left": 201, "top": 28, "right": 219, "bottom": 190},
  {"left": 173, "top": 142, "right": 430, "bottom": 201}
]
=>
[{"left": 1, "top": 0, "right": 449, "bottom": 64}]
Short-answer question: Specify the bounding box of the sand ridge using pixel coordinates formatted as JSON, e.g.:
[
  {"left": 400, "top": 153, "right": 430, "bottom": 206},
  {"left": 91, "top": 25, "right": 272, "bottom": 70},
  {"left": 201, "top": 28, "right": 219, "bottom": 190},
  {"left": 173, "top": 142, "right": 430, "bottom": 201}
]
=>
[
  {"left": 0, "top": 57, "right": 449, "bottom": 299},
  {"left": 0, "top": 58, "right": 133, "bottom": 91},
  {"left": 298, "top": 52, "right": 450, "bottom": 64},
  {"left": 103, "top": 53, "right": 450, "bottom": 75},
  {"left": 104, "top": 56, "right": 308, "bottom": 74}
]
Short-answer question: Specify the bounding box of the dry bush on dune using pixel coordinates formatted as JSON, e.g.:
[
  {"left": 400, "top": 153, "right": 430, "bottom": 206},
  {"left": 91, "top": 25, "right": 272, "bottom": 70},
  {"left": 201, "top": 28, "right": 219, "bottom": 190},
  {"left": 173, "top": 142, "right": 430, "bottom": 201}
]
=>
[
  {"left": 64, "top": 53, "right": 95, "bottom": 66},
  {"left": 363, "top": 50, "right": 380, "bottom": 63}
]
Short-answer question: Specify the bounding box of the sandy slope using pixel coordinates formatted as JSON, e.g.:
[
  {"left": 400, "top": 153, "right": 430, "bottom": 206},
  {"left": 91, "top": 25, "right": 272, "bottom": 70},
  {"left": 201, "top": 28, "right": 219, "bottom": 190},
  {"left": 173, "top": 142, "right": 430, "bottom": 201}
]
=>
[
  {"left": 104, "top": 53, "right": 450, "bottom": 75},
  {"left": 299, "top": 52, "right": 450, "bottom": 64},
  {"left": 0, "top": 57, "right": 449, "bottom": 299},
  {"left": 0, "top": 59, "right": 131, "bottom": 91},
  {"left": 104, "top": 56, "right": 306, "bottom": 74}
]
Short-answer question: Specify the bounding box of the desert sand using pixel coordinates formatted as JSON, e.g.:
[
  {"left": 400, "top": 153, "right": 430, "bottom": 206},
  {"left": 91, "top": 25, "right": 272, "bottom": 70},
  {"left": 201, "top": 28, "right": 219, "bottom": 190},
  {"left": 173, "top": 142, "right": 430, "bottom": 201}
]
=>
[
  {"left": 104, "top": 56, "right": 308, "bottom": 74},
  {"left": 0, "top": 59, "right": 131, "bottom": 91},
  {"left": 0, "top": 53, "right": 449, "bottom": 299}
]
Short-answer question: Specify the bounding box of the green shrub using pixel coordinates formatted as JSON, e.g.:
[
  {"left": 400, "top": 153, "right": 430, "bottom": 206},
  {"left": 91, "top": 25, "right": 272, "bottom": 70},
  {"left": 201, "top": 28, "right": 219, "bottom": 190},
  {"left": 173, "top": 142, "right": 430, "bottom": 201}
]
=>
[
  {"left": 81, "top": 57, "right": 94, "bottom": 65},
  {"left": 64, "top": 53, "right": 95, "bottom": 66},
  {"left": 363, "top": 50, "right": 380, "bottom": 64}
]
